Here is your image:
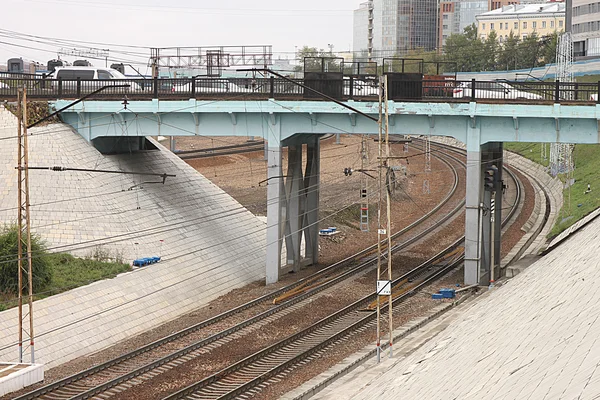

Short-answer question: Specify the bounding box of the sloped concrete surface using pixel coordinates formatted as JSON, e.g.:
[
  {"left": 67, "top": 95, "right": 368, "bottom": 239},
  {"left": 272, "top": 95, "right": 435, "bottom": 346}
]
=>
[
  {"left": 0, "top": 106, "right": 266, "bottom": 367},
  {"left": 313, "top": 217, "right": 600, "bottom": 399}
]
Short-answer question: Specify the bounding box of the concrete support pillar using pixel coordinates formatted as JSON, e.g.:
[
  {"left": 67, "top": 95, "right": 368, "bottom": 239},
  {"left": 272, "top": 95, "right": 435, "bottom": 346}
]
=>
[
  {"left": 266, "top": 144, "right": 283, "bottom": 284},
  {"left": 284, "top": 145, "right": 304, "bottom": 271},
  {"left": 464, "top": 121, "right": 482, "bottom": 285},
  {"left": 303, "top": 136, "right": 320, "bottom": 265},
  {"left": 170, "top": 136, "right": 176, "bottom": 152},
  {"left": 465, "top": 127, "right": 505, "bottom": 285}
]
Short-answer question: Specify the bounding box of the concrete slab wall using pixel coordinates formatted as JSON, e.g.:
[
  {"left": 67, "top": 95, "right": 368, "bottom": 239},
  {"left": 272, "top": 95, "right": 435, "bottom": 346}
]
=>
[{"left": 0, "top": 106, "right": 266, "bottom": 368}]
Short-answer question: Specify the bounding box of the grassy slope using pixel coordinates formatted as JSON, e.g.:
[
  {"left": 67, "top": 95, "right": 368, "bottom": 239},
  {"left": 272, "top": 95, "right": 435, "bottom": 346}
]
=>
[
  {"left": 0, "top": 253, "right": 131, "bottom": 311},
  {"left": 505, "top": 142, "right": 600, "bottom": 238}
]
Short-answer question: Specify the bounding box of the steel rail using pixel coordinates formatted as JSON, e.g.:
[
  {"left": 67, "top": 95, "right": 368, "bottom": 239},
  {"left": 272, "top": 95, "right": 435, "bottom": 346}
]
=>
[
  {"left": 15, "top": 144, "right": 464, "bottom": 400},
  {"left": 165, "top": 152, "right": 523, "bottom": 400},
  {"left": 50, "top": 150, "right": 466, "bottom": 400},
  {"left": 165, "top": 240, "right": 466, "bottom": 400}
]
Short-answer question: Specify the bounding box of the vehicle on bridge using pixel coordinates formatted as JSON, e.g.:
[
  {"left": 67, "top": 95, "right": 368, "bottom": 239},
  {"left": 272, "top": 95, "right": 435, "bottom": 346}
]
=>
[
  {"left": 49, "top": 66, "right": 144, "bottom": 92},
  {"left": 453, "top": 81, "right": 543, "bottom": 100}
]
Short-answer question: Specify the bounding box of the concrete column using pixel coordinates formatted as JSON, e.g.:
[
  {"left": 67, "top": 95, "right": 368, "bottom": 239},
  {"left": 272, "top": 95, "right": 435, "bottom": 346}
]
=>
[
  {"left": 284, "top": 145, "right": 304, "bottom": 271},
  {"left": 266, "top": 144, "right": 283, "bottom": 284},
  {"left": 170, "top": 136, "right": 176, "bottom": 152},
  {"left": 494, "top": 150, "right": 503, "bottom": 271},
  {"left": 303, "top": 136, "right": 320, "bottom": 265},
  {"left": 464, "top": 121, "right": 482, "bottom": 285}
]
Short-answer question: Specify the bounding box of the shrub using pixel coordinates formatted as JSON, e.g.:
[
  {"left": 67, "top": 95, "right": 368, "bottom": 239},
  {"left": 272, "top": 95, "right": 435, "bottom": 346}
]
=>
[{"left": 0, "top": 225, "right": 52, "bottom": 294}]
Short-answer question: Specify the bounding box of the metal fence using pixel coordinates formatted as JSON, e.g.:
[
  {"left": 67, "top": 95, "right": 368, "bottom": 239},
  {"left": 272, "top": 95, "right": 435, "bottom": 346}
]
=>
[{"left": 0, "top": 76, "right": 599, "bottom": 104}]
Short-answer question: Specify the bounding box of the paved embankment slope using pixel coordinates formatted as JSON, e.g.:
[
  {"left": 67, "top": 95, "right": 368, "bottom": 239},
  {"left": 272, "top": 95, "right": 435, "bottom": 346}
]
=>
[
  {"left": 0, "top": 106, "right": 266, "bottom": 368},
  {"left": 312, "top": 211, "right": 600, "bottom": 399}
]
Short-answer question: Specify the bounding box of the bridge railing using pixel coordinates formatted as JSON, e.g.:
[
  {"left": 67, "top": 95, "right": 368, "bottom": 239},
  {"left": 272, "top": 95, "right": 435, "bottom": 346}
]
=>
[{"left": 0, "top": 76, "right": 599, "bottom": 104}]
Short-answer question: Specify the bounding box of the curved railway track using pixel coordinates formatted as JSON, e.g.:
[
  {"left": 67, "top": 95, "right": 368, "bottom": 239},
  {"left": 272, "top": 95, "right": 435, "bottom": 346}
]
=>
[
  {"left": 162, "top": 147, "right": 523, "bottom": 400},
  {"left": 14, "top": 142, "right": 521, "bottom": 400}
]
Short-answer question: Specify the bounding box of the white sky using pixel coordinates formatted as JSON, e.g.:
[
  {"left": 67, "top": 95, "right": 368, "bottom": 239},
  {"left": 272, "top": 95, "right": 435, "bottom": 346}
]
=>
[{"left": 1, "top": 0, "right": 361, "bottom": 70}]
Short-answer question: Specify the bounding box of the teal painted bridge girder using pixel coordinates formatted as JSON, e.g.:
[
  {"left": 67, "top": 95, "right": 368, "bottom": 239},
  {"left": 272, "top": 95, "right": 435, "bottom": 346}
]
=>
[{"left": 54, "top": 99, "right": 600, "bottom": 146}]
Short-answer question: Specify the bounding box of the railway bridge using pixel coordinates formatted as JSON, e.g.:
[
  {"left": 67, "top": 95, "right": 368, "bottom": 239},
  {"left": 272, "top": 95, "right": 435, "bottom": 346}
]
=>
[{"left": 3, "top": 76, "right": 600, "bottom": 286}]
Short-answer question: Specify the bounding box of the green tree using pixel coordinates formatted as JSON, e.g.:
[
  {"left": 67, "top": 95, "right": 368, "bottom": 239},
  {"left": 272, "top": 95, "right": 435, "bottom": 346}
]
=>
[
  {"left": 444, "top": 24, "right": 484, "bottom": 72},
  {"left": 294, "top": 46, "right": 339, "bottom": 72},
  {"left": 516, "top": 33, "right": 542, "bottom": 69},
  {"left": 497, "top": 32, "right": 520, "bottom": 71},
  {"left": 482, "top": 31, "right": 500, "bottom": 71},
  {"left": 0, "top": 225, "right": 51, "bottom": 294},
  {"left": 540, "top": 32, "right": 559, "bottom": 65}
]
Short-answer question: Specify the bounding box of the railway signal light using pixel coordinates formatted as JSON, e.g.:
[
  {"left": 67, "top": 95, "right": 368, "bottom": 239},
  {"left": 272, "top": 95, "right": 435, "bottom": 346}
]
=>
[{"left": 484, "top": 165, "right": 499, "bottom": 192}]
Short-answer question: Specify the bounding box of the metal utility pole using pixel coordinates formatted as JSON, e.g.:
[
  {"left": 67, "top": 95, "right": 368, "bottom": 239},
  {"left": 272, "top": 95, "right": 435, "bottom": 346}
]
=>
[
  {"left": 360, "top": 135, "right": 370, "bottom": 232},
  {"left": 375, "top": 75, "right": 394, "bottom": 362},
  {"left": 383, "top": 76, "right": 393, "bottom": 358},
  {"left": 375, "top": 77, "right": 384, "bottom": 363},
  {"left": 151, "top": 48, "right": 160, "bottom": 79},
  {"left": 16, "top": 87, "right": 35, "bottom": 364}
]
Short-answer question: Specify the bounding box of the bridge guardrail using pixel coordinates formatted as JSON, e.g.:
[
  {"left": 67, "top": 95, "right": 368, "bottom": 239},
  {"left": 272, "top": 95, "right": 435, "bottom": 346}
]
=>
[{"left": 0, "top": 76, "right": 599, "bottom": 104}]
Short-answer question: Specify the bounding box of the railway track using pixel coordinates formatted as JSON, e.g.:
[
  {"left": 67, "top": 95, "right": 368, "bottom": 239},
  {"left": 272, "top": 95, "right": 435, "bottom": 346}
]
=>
[
  {"left": 165, "top": 240, "right": 466, "bottom": 400},
  {"left": 161, "top": 151, "right": 522, "bottom": 400},
  {"left": 14, "top": 143, "right": 488, "bottom": 400},
  {"left": 177, "top": 141, "right": 265, "bottom": 160}
]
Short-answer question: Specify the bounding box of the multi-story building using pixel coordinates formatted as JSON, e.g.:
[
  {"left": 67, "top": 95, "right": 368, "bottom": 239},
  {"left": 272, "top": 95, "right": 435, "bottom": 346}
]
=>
[
  {"left": 439, "top": 0, "right": 489, "bottom": 47},
  {"left": 477, "top": 3, "right": 566, "bottom": 41},
  {"left": 353, "top": 2, "right": 370, "bottom": 59},
  {"left": 353, "top": 0, "right": 438, "bottom": 60},
  {"left": 490, "top": 0, "right": 521, "bottom": 10},
  {"left": 571, "top": 0, "right": 600, "bottom": 56}
]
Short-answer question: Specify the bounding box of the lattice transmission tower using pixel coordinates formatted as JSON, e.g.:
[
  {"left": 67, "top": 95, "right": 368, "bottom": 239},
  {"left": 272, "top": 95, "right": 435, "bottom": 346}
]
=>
[{"left": 550, "top": 32, "right": 575, "bottom": 177}]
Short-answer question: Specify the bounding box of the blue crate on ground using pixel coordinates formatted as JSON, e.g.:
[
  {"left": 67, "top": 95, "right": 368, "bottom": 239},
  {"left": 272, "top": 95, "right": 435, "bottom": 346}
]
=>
[
  {"left": 133, "top": 256, "right": 161, "bottom": 267},
  {"left": 439, "top": 288, "right": 456, "bottom": 299},
  {"left": 432, "top": 293, "right": 444, "bottom": 300}
]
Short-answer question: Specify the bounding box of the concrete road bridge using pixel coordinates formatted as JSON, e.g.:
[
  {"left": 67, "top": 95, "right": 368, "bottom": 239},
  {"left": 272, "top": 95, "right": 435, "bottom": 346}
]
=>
[{"left": 3, "top": 73, "right": 600, "bottom": 286}]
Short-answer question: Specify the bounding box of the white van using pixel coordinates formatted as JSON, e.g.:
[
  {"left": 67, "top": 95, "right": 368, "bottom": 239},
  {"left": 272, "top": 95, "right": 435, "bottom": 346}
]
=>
[{"left": 50, "top": 66, "right": 142, "bottom": 92}]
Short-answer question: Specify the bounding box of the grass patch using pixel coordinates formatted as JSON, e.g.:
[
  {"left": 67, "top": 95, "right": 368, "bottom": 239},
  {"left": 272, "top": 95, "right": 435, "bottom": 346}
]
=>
[
  {"left": 505, "top": 142, "right": 600, "bottom": 238},
  {"left": 504, "top": 142, "right": 549, "bottom": 167},
  {"left": 45, "top": 253, "right": 131, "bottom": 296},
  {"left": 0, "top": 251, "right": 131, "bottom": 311}
]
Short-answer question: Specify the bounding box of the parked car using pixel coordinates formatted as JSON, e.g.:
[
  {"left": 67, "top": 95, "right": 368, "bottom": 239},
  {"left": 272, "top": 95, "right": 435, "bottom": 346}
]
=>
[
  {"left": 0, "top": 82, "right": 9, "bottom": 90},
  {"left": 49, "top": 66, "right": 143, "bottom": 92},
  {"left": 453, "top": 81, "right": 543, "bottom": 100}
]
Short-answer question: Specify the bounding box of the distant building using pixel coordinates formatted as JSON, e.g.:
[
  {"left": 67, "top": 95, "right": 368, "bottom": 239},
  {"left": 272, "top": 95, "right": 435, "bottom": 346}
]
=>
[
  {"left": 353, "top": 2, "right": 370, "bottom": 59},
  {"left": 571, "top": 0, "right": 600, "bottom": 56},
  {"left": 353, "top": 0, "right": 438, "bottom": 60},
  {"left": 489, "top": 0, "right": 521, "bottom": 11},
  {"left": 439, "top": 0, "right": 489, "bottom": 47},
  {"left": 477, "top": 3, "right": 566, "bottom": 41}
]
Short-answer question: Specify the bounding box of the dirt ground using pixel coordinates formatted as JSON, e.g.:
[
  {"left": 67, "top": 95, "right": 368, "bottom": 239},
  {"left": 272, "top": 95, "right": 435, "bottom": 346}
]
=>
[{"left": 177, "top": 134, "right": 454, "bottom": 265}]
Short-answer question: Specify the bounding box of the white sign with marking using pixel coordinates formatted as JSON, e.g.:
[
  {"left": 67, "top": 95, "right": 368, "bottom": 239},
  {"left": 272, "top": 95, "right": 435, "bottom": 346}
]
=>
[
  {"left": 377, "top": 280, "right": 392, "bottom": 296},
  {"left": 378, "top": 229, "right": 387, "bottom": 235}
]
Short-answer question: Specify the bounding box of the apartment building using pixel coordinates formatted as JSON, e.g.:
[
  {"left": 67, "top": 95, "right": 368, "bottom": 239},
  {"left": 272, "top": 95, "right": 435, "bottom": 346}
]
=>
[
  {"left": 477, "top": 3, "right": 566, "bottom": 41},
  {"left": 571, "top": 0, "right": 600, "bottom": 56}
]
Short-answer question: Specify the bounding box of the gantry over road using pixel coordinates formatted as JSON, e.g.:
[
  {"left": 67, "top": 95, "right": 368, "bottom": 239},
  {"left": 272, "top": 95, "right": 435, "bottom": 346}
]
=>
[{"left": 4, "top": 72, "right": 600, "bottom": 287}]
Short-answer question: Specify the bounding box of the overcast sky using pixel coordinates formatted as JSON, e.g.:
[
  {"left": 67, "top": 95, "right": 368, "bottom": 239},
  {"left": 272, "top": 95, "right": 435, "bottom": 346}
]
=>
[{"left": 2, "top": 0, "right": 361, "bottom": 70}]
